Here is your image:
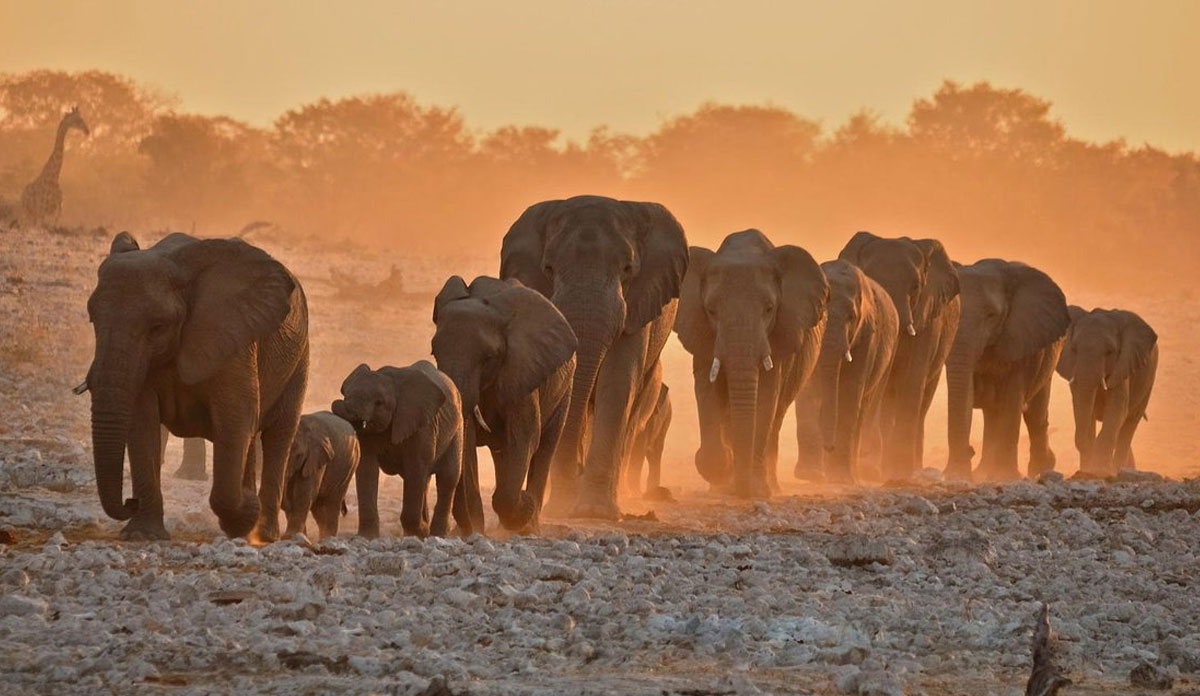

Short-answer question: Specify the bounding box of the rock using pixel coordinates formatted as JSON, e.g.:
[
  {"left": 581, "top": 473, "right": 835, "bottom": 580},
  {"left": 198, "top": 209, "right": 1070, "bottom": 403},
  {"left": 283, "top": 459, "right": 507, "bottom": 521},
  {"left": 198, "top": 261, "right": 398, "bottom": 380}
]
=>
[
  {"left": 826, "top": 536, "right": 893, "bottom": 567},
  {"left": 1130, "top": 661, "right": 1176, "bottom": 690},
  {"left": 0, "top": 593, "right": 46, "bottom": 617},
  {"left": 1038, "top": 470, "right": 1065, "bottom": 485},
  {"left": 856, "top": 669, "right": 903, "bottom": 696},
  {"left": 900, "top": 495, "right": 938, "bottom": 515},
  {"left": 1163, "top": 637, "right": 1200, "bottom": 673}
]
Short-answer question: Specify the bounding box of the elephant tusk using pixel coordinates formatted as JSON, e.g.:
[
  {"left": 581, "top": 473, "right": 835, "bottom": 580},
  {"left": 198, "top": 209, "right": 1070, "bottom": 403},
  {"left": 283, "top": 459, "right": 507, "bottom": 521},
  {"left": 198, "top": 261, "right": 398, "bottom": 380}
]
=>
[
  {"left": 845, "top": 350, "right": 853, "bottom": 363},
  {"left": 906, "top": 323, "right": 917, "bottom": 337},
  {"left": 709, "top": 358, "right": 721, "bottom": 383},
  {"left": 71, "top": 379, "right": 89, "bottom": 395},
  {"left": 1101, "top": 375, "right": 1109, "bottom": 391},
  {"left": 360, "top": 420, "right": 368, "bottom": 430},
  {"left": 473, "top": 405, "right": 492, "bottom": 434},
  {"left": 762, "top": 355, "right": 774, "bottom": 372}
]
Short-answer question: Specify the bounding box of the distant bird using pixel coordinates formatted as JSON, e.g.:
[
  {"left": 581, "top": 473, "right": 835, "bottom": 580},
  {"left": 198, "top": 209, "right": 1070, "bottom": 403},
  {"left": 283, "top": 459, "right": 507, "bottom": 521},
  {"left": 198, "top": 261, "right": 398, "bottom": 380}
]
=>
[{"left": 21, "top": 105, "right": 90, "bottom": 227}]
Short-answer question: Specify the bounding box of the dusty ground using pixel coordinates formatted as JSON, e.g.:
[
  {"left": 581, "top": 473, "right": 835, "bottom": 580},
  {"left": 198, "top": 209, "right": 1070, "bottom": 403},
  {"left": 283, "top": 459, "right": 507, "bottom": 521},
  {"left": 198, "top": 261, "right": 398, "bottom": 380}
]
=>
[{"left": 2, "top": 225, "right": 1199, "bottom": 695}]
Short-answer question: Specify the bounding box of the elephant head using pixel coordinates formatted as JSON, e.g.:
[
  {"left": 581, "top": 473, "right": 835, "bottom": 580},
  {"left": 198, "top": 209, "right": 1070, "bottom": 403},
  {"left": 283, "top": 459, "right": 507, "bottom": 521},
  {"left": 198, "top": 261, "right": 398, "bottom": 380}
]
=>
[
  {"left": 814, "top": 260, "right": 872, "bottom": 452},
  {"left": 838, "top": 231, "right": 958, "bottom": 337},
  {"left": 83, "top": 231, "right": 295, "bottom": 526},
  {"left": 499, "top": 195, "right": 687, "bottom": 476},
  {"left": 945, "top": 259, "right": 1070, "bottom": 469},
  {"left": 431, "top": 275, "right": 577, "bottom": 529},
  {"left": 675, "top": 229, "right": 827, "bottom": 489},
  {"left": 332, "top": 362, "right": 446, "bottom": 445}
]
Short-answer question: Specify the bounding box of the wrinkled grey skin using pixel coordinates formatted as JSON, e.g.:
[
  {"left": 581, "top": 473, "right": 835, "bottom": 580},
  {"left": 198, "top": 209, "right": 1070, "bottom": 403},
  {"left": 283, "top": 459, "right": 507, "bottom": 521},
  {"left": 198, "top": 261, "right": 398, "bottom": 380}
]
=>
[
  {"left": 794, "top": 260, "right": 899, "bottom": 483},
  {"left": 1056, "top": 306, "right": 1158, "bottom": 475},
  {"left": 945, "top": 259, "right": 1071, "bottom": 481},
  {"left": 79, "top": 231, "right": 308, "bottom": 541},
  {"left": 621, "top": 371, "right": 672, "bottom": 501},
  {"left": 675, "top": 230, "right": 828, "bottom": 499},
  {"left": 500, "top": 195, "right": 688, "bottom": 519},
  {"left": 432, "top": 275, "right": 577, "bottom": 534},
  {"left": 158, "top": 430, "right": 208, "bottom": 481},
  {"left": 282, "top": 411, "right": 360, "bottom": 540},
  {"left": 838, "top": 231, "right": 961, "bottom": 480},
  {"left": 332, "top": 361, "right": 462, "bottom": 538}
]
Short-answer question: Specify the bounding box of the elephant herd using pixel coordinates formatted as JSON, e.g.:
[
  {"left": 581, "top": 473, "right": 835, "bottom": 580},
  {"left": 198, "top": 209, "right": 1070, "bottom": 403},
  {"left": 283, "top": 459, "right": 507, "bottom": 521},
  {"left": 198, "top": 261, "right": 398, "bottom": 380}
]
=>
[{"left": 75, "top": 196, "right": 1158, "bottom": 542}]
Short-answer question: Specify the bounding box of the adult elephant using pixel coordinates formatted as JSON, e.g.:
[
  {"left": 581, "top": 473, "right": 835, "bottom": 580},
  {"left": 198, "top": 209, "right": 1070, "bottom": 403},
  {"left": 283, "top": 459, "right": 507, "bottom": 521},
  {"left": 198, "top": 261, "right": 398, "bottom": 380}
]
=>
[
  {"left": 838, "top": 232, "right": 960, "bottom": 480},
  {"left": 675, "top": 230, "right": 828, "bottom": 498},
  {"left": 945, "top": 259, "right": 1070, "bottom": 481},
  {"left": 76, "top": 231, "right": 308, "bottom": 540},
  {"left": 500, "top": 195, "right": 688, "bottom": 519},
  {"left": 794, "top": 260, "right": 899, "bottom": 483},
  {"left": 432, "top": 275, "right": 577, "bottom": 533},
  {"left": 1056, "top": 306, "right": 1158, "bottom": 475}
]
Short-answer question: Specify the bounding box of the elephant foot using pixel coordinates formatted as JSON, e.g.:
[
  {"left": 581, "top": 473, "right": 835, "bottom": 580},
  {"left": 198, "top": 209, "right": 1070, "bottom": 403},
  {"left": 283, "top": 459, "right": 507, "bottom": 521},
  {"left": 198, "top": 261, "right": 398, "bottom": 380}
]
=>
[
  {"left": 793, "top": 461, "right": 825, "bottom": 482},
  {"left": 252, "top": 516, "right": 281, "bottom": 545},
  {"left": 643, "top": 486, "right": 674, "bottom": 502},
  {"left": 570, "top": 494, "right": 622, "bottom": 521},
  {"left": 978, "top": 466, "right": 1021, "bottom": 483},
  {"left": 944, "top": 463, "right": 973, "bottom": 482},
  {"left": 824, "top": 468, "right": 856, "bottom": 485},
  {"left": 173, "top": 464, "right": 208, "bottom": 482},
  {"left": 1027, "top": 451, "right": 1056, "bottom": 479},
  {"left": 356, "top": 526, "right": 381, "bottom": 540},
  {"left": 119, "top": 516, "right": 170, "bottom": 541},
  {"left": 733, "top": 477, "right": 772, "bottom": 500},
  {"left": 543, "top": 492, "right": 577, "bottom": 519}
]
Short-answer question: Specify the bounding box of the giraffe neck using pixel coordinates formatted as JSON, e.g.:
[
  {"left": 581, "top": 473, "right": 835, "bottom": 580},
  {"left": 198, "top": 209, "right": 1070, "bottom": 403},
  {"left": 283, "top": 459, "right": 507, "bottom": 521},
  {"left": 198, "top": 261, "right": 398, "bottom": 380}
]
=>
[{"left": 37, "top": 119, "right": 72, "bottom": 183}]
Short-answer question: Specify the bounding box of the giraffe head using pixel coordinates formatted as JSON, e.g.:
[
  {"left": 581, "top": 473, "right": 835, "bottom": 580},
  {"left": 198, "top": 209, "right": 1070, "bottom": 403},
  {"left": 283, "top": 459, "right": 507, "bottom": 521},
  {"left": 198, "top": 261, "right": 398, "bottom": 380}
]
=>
[{"left": 63, "top": 105, "right": 90, "bottom": 136}]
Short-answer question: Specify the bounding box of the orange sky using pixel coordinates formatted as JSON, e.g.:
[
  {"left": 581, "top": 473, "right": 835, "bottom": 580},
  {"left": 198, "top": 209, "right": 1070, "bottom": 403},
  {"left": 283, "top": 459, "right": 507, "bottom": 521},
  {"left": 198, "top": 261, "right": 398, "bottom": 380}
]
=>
[{"left": 2, "top": 0, "right": 1198, "bottom": 152}]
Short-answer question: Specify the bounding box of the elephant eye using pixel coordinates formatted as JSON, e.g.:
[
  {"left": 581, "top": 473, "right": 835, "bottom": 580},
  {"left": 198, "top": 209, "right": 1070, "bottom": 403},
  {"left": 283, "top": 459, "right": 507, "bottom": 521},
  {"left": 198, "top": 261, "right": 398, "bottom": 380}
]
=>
[
  {"left": 622, "top": 263, "right": 633, "bottom": 277},
  {"left": 764, "top": 303, "right": 775, "bottom": 315},
  {"left": 542, "top": 263, "right": 554, "bottom": 277}
]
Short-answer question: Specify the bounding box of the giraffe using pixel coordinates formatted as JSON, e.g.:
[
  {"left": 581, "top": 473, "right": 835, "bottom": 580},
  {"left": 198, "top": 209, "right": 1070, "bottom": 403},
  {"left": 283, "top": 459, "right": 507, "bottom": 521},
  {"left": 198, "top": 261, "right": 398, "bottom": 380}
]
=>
[{"left": 20, "top": 105, "right": 90, "bottom": 227}]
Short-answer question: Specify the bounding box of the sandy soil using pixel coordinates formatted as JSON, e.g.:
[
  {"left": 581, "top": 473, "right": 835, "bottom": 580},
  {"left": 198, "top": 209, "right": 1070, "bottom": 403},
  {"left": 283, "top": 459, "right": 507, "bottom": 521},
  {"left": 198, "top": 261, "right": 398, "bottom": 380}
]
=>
[{"left": 1, "top": 226, "right": 1199, "bottom": 694}]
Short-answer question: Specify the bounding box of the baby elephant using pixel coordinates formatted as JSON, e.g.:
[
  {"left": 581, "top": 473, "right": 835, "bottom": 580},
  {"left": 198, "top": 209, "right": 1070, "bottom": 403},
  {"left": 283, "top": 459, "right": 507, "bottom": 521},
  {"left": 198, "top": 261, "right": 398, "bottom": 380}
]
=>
[
  {"left": 332, "top": 361, "right": 463, "bottom": 538},
  {"left": 1056, "top": 306, "right": 1158, "bottom": 475},
  {"left": 282, "top": 412, "right": 360, "bottom": 540}
]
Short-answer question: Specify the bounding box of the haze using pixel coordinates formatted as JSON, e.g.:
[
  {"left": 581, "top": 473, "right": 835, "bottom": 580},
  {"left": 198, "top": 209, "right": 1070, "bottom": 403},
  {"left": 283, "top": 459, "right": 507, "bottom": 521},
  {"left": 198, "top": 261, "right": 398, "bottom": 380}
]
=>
[{"left": 2, "top": 0, "right": 1199, "bottom": 153}]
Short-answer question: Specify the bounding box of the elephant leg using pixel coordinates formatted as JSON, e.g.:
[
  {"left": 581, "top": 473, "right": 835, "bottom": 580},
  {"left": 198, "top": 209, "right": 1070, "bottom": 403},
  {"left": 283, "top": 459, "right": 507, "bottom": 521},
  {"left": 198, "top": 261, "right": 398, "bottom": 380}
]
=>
[
  {"left": 255, "top": 371, "right": 305, "bottom": 544},
  {"left": 830, "top": 366, "right": 868, "bottom": 484},
  {"left": 1093, "top": 385, "right": 1130, "bottom": 476},
  {"left": 980, "top": 391, "right": 1022, "bottom": 481},
  {"left": 175, "top": 438, "right": 208, "bottom": 481},
  {"left": 573, "top": 334, "right": 644, "bottom": 520},
  {"left": 857, "top": 386, "right": 885, "bottom": 482},
  {"left": 282, "top": 473, "right": 319, "bottom": 539},
  {"left": 355, "top": 453, "right": 381, "bottom": 538},
  {"left": 793, "top": 386, "right": 824, "bottom": 481},
  {"left": 401, "top": 473, "right": 431, "bottom": 538},
  {"left": 694, "top": 362, "right": 732, "bottom": 489},
  {"left": 914, "top": 367, "right": 942, "bottom": 472},
  {"left": 624, "top": 431, "right": 648, "bottom": 497},
  {"left": 644, "top": 414, "right": 668, "bottom": 498},
  {"left": 881, "top": 355, "right": 925, "bottom": 481},
  {"left": 1023, "top": 383, "right": 1055, "bottom": 477},
  {"left": 209, "top": 428, "right": 258, "bottom": 539},
  {"left": 430, "top": 449, "right": 459, "bottom": 538},
  {"left": 522, "top": 400, "right": 567, "bottom": 531},
  {"left": 122, "top": 389, "right": 168, "bottom": 540},
  {"left": 546, "top": 410, "right": 588, "bottom": 518}
]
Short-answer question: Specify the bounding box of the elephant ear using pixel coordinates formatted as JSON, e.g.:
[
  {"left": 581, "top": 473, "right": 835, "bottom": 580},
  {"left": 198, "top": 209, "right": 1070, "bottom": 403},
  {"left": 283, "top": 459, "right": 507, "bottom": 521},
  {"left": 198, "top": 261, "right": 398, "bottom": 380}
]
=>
[
  {"left": 172, "top": 239, "right": 296, "bottom": 385},
  {"left": 622, "top": 201, "right": 690, "bottom": 333},
  {"left": 433, "top": 275, "right": 470, "bottom": 324},
  {"left": 109, "top": 231, "right": 140, "bottom": 254},
  {"left": 674, "top": 246, "right": 715, "bottom": 356},
  {"left": 1112, "top": 310, "right": 1157, "bottom": 381},
  {"left": 837, "top": 230, "right": 880, "bottom": 264},
  {"left": 913, "top": 238, "right": 960, "bottom": 316},
  {"left": 995, "top": 263, "right": 1070, "bottom": 363},
  {"left": 491, "top": 286, "right": 578, "bottom": 402},
  {"left": 1055, "top": 305, "right": 1087, "bottom": 379},
  {"left": 499, "top": 200, "right": 559, "bottom": 297},
  {"left": 771, "top": 245, "right": 829, "bottom": 353},
  {"left": 385, "top": 364, "right": 448, "bottom": 446}
]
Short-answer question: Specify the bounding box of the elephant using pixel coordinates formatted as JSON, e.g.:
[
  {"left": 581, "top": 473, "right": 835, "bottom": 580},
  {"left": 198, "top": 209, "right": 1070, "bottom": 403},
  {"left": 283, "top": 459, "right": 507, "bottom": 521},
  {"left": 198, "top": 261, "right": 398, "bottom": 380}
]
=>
[
  {"left": 621, "top": 375, "right": 672, "bottom": 501},
  {"left": 675, "top": 229, "right": 828, "bottom": 498},
  {"left": 794, "top": 259, "right": 899, "bottom": 483},
  {"left": 1056, "top": 306, "right": 1158, "bottom": 475},
  {"left": 158, "top": 429, "right": 208, "bottom": 481},
  {"left": 332, "top": 360, "right": 463, "bottom": 538},
  {"left": 431, "top": 275, "right": 577, "bottom": 534},
  {"left": 281, "top": 411, "right": 360, "bottom": 540},
  {"left": 77, "top": 231, "right": 308, "bottom": 541},
  {"left": 500, "top": 195, "right": 688, "bottom": 519},
  {"left": 945, "top": 259, "right": 1071, "bottom": 481},
  {"left": 838, "top": 231, "right": 960, "bottom": 480}
]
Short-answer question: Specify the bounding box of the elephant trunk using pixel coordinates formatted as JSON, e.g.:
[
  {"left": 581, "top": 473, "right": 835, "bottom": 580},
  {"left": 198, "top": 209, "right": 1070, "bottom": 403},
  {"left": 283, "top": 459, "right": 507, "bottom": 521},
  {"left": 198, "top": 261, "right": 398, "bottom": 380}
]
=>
[
  {"left": 89, "top": 381, "right": 138, "bottom": 521},
  {"left": 816, "top": 337, "right": 845, "bottom": 452},
  {"left": 726, "top": 356, "right": 761, "bottom": 497},
  {"left": 944, "top": 348, "right": 976, "bottom": 477},
  {"left": 551, "top": 279, "right": 623, "bottom": 485}
]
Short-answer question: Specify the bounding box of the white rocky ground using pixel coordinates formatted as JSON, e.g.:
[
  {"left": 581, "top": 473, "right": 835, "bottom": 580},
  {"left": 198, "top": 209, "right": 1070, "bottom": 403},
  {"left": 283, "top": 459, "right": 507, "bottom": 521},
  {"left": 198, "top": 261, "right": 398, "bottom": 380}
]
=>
[{"left": 2, "top": 227, "right": 1199, "bottom": 694}]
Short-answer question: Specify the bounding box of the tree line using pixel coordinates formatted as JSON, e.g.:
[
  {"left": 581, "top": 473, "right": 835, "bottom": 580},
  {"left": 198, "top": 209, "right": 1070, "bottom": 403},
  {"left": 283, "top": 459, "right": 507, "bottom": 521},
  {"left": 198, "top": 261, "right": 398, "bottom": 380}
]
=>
[{"left": 1, "top": 69, "right": 1196, "bottom": 291}]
